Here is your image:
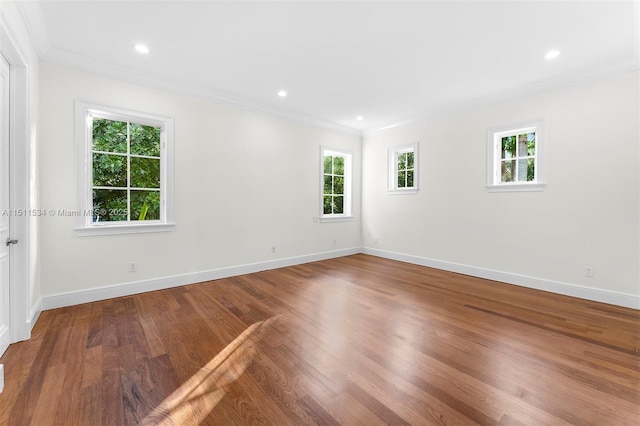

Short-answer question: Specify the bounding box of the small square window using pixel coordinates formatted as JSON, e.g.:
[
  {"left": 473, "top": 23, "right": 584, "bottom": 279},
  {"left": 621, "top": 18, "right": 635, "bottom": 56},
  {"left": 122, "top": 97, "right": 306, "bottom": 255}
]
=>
[{"left": 487, "top": 121, "right": 546, "bottom": 192}]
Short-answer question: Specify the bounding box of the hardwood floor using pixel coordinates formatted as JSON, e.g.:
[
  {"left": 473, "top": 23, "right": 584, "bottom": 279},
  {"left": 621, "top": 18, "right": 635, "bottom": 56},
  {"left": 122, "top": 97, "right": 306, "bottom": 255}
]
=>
[{"left": 0, "top": 254, "right": 638, "bottom": 425}]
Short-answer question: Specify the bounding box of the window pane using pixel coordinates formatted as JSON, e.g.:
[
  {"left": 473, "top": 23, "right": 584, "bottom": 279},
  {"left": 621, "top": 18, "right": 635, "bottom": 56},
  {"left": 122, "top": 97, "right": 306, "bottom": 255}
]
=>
[
  {"left": 130, "top": 157, "right": 160, "bottom": 188},
  {"left": 131, "top": 190, "right": 160, "bottom": 221},
  {"left": 323, "top": 156, "right": 332, "bottom": 174},
  {"left": 334, "top": 195, "right": 344, "bottom": 214},
  {"left": 397, "top": 153, "right": 406, "bottom": 171},
  {"left": 92, "top": 189, "right": 127, "bottom": 222},
  {"left": 501, "top": 159, "right": 515, "bottom": 182},
  {"left": 323, "top": 196, "right": 332, "bottom": 214},
  {"left": 397, "top": 171, "right": 406, "bottom": 188},
  {"left": 334, "top": 176, "right": 344, "bottom": 195},
  {"left": 130, "top": 123, "right": 161, "bottom": 157},
  {"left": 93, "top": 153, "right": 127, "bottom": 187},
  {"left": 527, "top": 132, "right": 536, "bottom": 156},
  {"left": 407, "top": 151, "right": 414, "bottom": 169},
  {"left": 334, "top": 156, "right": 344, "bottom": 175},
  {"left": 501, "top": 136, "right": 516, "bottom": 159},
  {"left": 323, "top": 175, "right": 333, "bottom": 194},
  {"left": 518, "top": 134, "right": 530, "bottom": 157},
  {"left": 407, "top": 170, "right": 414, "bottom": 187},
  {"left": 517, "top": 158, "right": 528, "bottom": 181},
  {"left": 92, "top": 118, "right": 127, "bottom": 153},
  {"left": 527, "top": 158, "right": 535, "bottom": 181}
]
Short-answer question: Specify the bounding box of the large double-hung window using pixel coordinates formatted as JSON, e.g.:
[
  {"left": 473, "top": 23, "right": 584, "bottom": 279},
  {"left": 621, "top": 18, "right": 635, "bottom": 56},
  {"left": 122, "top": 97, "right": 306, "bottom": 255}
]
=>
[{"left": 76, "top": 102, "right": 174, "bottom": 235}]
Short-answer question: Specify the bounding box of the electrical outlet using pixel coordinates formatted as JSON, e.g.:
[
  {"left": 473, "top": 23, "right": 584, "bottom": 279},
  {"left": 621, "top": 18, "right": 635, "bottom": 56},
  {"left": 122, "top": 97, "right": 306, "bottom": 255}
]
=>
[
  {"left": 332, "top": 239, "right": 336, "bottom": 246},
  {"left": 129, "top": 262, "right": 137, "bottom": 272},
  {"left": 271, "top": 246, "right": 276, "bottom": 253},
  {"left": 585, "top": 266, "right": 593, "bottom": 278}
]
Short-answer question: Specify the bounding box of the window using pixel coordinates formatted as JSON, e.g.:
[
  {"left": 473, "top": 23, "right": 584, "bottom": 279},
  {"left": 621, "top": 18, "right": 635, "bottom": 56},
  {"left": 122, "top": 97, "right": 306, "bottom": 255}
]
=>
[
  {"left": 487, "top": 120, "right": 546, "bottom": 192},
  {"left": 75, "top": 101, "right": 174, "bottom": 235},
  {"left": 321, "top": 147, "right": 352, "bottom": 220},
  {"left": 388, "top": 143, "right": 419, "bottom": 193}
]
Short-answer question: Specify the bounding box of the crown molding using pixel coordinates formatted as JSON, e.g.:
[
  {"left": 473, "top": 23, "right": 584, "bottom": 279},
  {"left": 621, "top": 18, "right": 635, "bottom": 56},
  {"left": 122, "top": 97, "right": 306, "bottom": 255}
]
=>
[
  {"left": 364, "top": 60, "right": 640, "bottom": 136},
  {"left": 42, "top": 46, "right": 362, "bottom": 137}
]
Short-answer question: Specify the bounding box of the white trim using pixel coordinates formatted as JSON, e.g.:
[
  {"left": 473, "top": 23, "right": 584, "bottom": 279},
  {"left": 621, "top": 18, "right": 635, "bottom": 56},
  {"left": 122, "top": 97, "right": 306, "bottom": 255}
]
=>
[
  {"left": 0, "top": 13, "right": 32, "bottom": 343},
  {"left": 318, "top": 216, "right": 355, "bottom": 223},
  {"left": 41, "top": 247, "right": 361, "bottom": 310},
  {"left": 363, "top": 247, "right": 640, "bottom": 310},
  {"left": 75, "top": 223, "right": 175, "bottom": 237},
  {"left": 44, "top": 53, "right": 361, "bottom": 137},
  {"left": 28, "top": 297, "right": 41, "bottom": 332},
  {"left": 364, "top": 64, "right": 639, "bottom": 135},
  {"left": 486, "top": 183, "right": 547, "bottom": 193},
  {"left": 38, "top": 246, "right": 639, "bottom": 314},
  {"left": 387, "top": 188, "right": 419, "bottom": 195}
]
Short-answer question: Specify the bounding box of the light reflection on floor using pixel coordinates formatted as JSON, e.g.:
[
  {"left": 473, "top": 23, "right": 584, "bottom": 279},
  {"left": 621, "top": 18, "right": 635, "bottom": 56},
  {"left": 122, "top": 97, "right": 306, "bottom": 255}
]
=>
[{"left": 141, "top": 315, "right": 281, "bottom": 425}]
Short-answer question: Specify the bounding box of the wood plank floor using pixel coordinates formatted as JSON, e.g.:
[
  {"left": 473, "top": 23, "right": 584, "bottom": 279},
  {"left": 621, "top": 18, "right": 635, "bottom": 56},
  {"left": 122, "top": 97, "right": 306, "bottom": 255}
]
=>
[{"left": 0, "top": 254, "right": 638, "bottom": 425}]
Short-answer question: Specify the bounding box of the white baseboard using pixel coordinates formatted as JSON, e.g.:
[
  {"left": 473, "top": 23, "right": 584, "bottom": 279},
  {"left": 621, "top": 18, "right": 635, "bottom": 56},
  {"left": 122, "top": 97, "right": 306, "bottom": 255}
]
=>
[
  {"left": 41, "top": 247, "right": 361, "bottom": 311},
  {"left": 39, "top": 246, "right": 639, "bottom": 313},
  {"left": 28, "top": 298, "right": 42, "bottom": 332},
  {"left": 363, "top": 247, "right": 640, "bottom": 310}
]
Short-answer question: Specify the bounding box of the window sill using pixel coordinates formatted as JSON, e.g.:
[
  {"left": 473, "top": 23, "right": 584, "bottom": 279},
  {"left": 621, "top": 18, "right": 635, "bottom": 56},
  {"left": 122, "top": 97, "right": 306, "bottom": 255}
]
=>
[
  {"left": 388, "top": 188, "right": 419, "bottom": 194},
  {"left": 75, "top": 222, "right": 175, "bottom": 236},
  {"left": 318, "top": 215, "right": 355, "bottom": 223},
  {"left": 486, "top": 183, "right": 546, "bottom": 193}
]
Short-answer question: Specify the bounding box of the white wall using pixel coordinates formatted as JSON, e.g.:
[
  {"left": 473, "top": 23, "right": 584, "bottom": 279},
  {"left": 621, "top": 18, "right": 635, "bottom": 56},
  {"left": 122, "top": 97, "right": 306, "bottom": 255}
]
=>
[
  {"left": 39, "top": 62, "right": 362, "bottom": 302},
  {"left": 363, "top": 71, "right": 639, "bottom": 307},
  {"left": 34, "top": 61, "right": 640, "bottom": 309}
]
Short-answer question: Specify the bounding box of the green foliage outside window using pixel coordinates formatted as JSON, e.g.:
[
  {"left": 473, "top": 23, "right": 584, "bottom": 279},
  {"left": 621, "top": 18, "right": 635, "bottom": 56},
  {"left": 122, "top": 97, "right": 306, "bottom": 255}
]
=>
[
  {"left": 500, "top": 132, "right": 535, "bottom": 183},
  {"left": 92, "top": 118, "right": 161, "bottom": 222},
  {"left": 397, "top": 151, "right": 414, "bottom": 188},
  {"left": 323, "top": 155, "right": 345, "bottom": 215}
]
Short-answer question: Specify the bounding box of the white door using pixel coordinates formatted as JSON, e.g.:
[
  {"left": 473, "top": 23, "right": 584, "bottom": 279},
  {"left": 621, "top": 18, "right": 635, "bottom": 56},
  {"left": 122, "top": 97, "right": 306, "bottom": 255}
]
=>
[{"left": 0, "top": 53, "right": 11, "bottom": 356}]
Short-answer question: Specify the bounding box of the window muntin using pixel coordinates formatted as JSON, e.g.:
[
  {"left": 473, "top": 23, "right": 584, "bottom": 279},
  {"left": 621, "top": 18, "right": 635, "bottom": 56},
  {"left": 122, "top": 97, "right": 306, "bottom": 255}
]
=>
[
  {"left": 321, "top": 147, "right": 352, "bottom": 219},
  {"left": 388, "top": 143, "right": 419, "bottom": 193},
  {"left": 76, "top": 101, "right": 174, "bottom": 235},
  {"left": 487, "top": 121, "right": 545, "bottom": 192}
]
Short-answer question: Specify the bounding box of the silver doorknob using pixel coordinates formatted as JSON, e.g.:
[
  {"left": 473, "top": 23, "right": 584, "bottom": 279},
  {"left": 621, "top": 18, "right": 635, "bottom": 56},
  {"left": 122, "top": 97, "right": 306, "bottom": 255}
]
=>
[{"left": 5, "top": 238, "right": 18, "bottom": 246}]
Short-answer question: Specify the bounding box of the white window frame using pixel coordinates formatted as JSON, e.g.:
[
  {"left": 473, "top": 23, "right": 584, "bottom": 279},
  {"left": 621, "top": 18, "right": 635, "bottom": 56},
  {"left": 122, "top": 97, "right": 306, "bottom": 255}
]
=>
[
  {"left": 486, "top": 120, "right": 546, "bottom": 192},
  {"left": 320, "top": 146, "right": 353, "bottom": 222},
  {"left": 75, "top": 101, "right": 175, "bottom": 235},
  {"left": 388, "top": 142, "right": 419, "bottom": 193}
]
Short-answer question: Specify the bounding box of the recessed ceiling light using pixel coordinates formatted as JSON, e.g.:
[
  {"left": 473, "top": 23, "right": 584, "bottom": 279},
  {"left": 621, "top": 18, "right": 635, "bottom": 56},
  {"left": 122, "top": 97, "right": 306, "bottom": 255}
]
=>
[
  {"left": 356, "top": 115, "right": 363, "bottom": 121},
  {"left": 277, "top": 90, "right": 287, "bottom": 98},
  {"left": 134, "top": 44, "right": 150, "bottom": 54},
  {"left": 544, "top": 49, "right": 560, "bottom": 60}
]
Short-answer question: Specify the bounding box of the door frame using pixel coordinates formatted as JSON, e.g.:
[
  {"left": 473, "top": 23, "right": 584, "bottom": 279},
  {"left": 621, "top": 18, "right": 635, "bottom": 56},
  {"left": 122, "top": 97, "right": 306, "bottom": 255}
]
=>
[{"left": 1, "top": 16, "right": 33, "bottom": 344}]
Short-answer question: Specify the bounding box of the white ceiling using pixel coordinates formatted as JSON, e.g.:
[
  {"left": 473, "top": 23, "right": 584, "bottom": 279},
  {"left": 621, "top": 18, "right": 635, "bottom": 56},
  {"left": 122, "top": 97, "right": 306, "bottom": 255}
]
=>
[{"left": 17, "top": 0, "right": 640, "bottom": 133}]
